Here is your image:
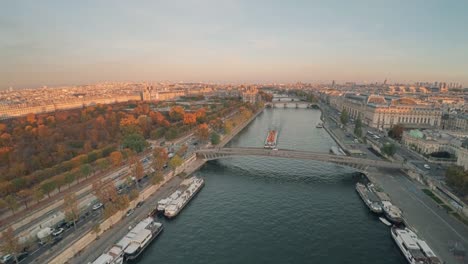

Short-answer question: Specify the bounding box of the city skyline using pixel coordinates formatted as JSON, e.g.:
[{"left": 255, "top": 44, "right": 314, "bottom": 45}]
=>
[{"left": 1, "top": 0, "right": 468, "bottom": 89}]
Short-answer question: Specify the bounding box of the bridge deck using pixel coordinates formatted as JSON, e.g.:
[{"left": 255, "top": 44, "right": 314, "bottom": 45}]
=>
[{"left": 196, "top": 147, "right": 403, "bottom": 169}]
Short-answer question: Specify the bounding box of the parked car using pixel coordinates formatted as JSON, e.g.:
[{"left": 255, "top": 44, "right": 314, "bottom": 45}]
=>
[
  {"left": 17, "top": 252, "right": 29, "bottom": 262},
  {"left": 92, "top": 202, "right": 103, "bottom": 210},
  {"left": 52, "top": 235, "right": 63, "bottom": 245},
  {"left": 126, "top": 209, "right": 134, "bottom": 217},
  {"left": 136, "top": 201, "right": 144, "bottom": 208},
  {"left": 424, "top": 164, "right": 431, "bottom": 170},
  {"left": 52, "top": 228, "right": 64, "bottom": 237},
  {"left": 0, "top": 254, "right": 13, "bottom": 264}
]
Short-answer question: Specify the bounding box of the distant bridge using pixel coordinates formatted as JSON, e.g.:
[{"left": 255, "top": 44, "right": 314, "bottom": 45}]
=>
[
  {"left": 196, "top": 147, "right": 404, "bottom": 171},
  {"left": 266, "top": 101, "right": 318, "bottom": 108}
]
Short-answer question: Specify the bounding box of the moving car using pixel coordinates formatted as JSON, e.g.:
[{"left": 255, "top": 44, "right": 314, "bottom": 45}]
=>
[
  {"left": 92, "top": 202, "right": 103, "bottom": 210},
  {"left": 52, "top": 228, "right": 64, "bottom": 237},
  {"left": 424, "top": 164, "right": 431, "bottom": 169},
  {"left": 126, "top": 209, "right": 134, "bottom": 217},
  {"left": 136, "top": 201, "right": 144, "bottom": 208}
]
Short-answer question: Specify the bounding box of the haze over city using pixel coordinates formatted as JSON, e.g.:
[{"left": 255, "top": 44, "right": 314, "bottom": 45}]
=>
[{"left": 1, "top": 0, "right": 468, "bottom": 89}]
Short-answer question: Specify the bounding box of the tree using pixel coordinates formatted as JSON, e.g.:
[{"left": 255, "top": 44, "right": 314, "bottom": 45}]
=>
[
  {"left": 195, "top": 123, "right": 210, "bottom": 142},
  {"left": 223, "top": 120, "right": 233, "bottom": 134},
  {"left": 195, "top": 108, "right": 206, "bottom": 123},
  {"left": 122, "top": 133, "right": 147, "bottom": 153},
  {"left": 17, "top": 189, "right": 33, "bottom": 209},
  {"left": 388, "top": 124, "right": 404, "bottom": 140},
  {"left": 183, "top": 113, "right": 197, "bottom": 126},
  {"left": 168, "top": 155, "right": 183, "bottom": 173},
  {"left": 380, "top": 143, "right": 397, "bottom": 157},
  {"left": 63, "top": 193, "right": 79, "bottom": 230},
  {"left": 109, "top": 151, "right": 123, "bottom": 166},
  {"left": 169, "top": 106, "right": 185, "bottom": 121},
  {"left": 92, "top": 223, "right": 101, "bottom": 239},
  {"left": 33, "top": 188, "right": 44, "bottom": 204},
  {"left": 5, "top": 195, "right": 19, "bottom": 214},
  {"left": 64, "top": 171, "right": 76, "bottom": 187},
  {"left": 176, "top": 144, "right": 188, "bottom": 157},
  {"left": 445, "top": 166, "right": 468, "bottom": 196},
  {"left": 0, "top": 198, "right": 7, "bottom": 211},
  {"left": 340, "top": 109, "right": 349, "bottom": 125},
  {"left": 210, "top": 132, "right": 220, "bottom": 145},
  {"left": 354, "top": 117, "right": 363, "bottom": 137},
  {"left": 130, "top": 156, "right": 144, "bottom": 188},
  {"left": 0, "top": 227, "right": 20, "bottom": 263},
  {"left": 152, "top": 147, "right": 168, "bottom": 173},
  {"left": 96, "top": 157, "right": 110, "bottom": 171},
  {"left": 80, "top": 164, "right": 92, "bottom": 179}
]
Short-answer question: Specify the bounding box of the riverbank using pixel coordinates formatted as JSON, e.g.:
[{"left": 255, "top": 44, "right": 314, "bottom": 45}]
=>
[{"left": 48, "top": 107, "right": 264, "bottom": 264}]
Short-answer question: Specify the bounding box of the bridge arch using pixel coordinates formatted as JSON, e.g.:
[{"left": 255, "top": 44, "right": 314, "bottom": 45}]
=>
[{"left": 196, "top": 147, "right": 403, "bottom": 172}]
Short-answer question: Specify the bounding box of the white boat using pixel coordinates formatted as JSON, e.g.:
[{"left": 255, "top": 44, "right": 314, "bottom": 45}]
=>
[
  {"left": 118, "top": 217, "right": 163, "bottom": 261},
  {"left": 157, "top": 190, "right": 182, "bottom": 212},
  {"left": 382, "top": 201, "right": 403, "bottom": 224},
  {"left": 355, "top": 183, "right": 383, "bottom": 214},
  {"left": 379, "top": 217, "right": 392, "bottom": 226},
  {"left": 391, "top": 227, "right": 441, "bottom": 264},
  {"left": 92, "top": 245, "right": 124, "bottom": 264},
  {"left": 164, "top": 177, "right": 204, "bottom": 218}
]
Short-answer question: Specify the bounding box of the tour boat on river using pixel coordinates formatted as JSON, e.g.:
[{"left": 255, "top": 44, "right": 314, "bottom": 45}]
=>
[
  {"left": 382, "top": 201, "right": 403, "bottom": 224},
  {"left": 355, "top": 183, "right": 383, "bottom": 214},
  {"left": 264, "top": 130, "right": 278, "bottom": 149},
  {"left": 92, "top": 217, "right": 163, "bottom": 264},
  {"left": 164, "top": 177, "right": 205, "bottom": 218},
  {"left": 156, "top": 190, "right": 182, "bottom": 213},
  {"left": 391, "top": 226, "right": 441, "bottom": 264}
]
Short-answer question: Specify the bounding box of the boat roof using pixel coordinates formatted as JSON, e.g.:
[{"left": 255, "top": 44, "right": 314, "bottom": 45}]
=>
[
  {"left": 124, "top": 242, "right": 140, "bottom": 255},
  {"left": 92, "top": 253, "right": 113, "bottom": 264},
  {"left": 132, "top": 229, "right": 151, "bottom": 244},
  {"left": 418, "top": 240, "right": 437, "bottom": 258},
  {"left": 108, "top": 246, "right": 123, "bottom": 257},
  {"left": 396, "top": 229, "right": 420, "bottom": 250}
]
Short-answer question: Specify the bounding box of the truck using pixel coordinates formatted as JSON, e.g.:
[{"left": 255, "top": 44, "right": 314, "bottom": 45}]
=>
[{"left": 36, "top": 227, "right": 53, "bottom": 243}]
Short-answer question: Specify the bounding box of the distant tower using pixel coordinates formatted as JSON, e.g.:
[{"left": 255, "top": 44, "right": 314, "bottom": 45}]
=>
[
  {"left": 331, "top": 80, "right": 335, "bottom": 88},
  {"left": 142, "top": 85, "right": 153, "bottom": 101},
  {"left": 383, "top": 79, "right": 387, "bottom": 85}
]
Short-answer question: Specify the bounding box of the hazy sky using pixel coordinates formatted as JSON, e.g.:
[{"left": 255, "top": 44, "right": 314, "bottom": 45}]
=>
[{"left": 1, "top": 0, "right": 468, "bottom": 88}]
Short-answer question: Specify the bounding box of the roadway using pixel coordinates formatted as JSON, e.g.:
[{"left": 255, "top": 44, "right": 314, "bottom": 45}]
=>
[
  {"left": 320, "top": 101, "right": 468, "bottom": 263},
  {"left": 18, "top": 135, "right": 201, "bottom": 264}
]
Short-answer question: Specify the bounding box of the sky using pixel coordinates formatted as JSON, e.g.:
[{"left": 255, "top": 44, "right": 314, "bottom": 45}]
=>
[{"left": 1, "top": 0, "right": 468, "bottom": 89}]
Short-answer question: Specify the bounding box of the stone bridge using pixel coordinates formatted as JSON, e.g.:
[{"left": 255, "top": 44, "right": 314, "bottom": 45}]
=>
[{"left": 196, "top": 147, "right": 404, "bottom": 171}]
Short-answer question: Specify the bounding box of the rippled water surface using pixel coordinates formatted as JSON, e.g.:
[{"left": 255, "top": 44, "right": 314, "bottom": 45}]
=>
[{"left": 139, "top": 109, "right": 406, "bottom": 264}]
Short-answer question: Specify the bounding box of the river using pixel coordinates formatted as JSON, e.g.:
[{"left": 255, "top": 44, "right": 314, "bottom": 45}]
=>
[{"left": 139, "top": 108, "right": 406, "bottom": 264}]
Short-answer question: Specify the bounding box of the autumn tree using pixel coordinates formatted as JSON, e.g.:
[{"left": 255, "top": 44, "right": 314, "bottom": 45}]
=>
[
  {"left": 110, "top": 151, "right": 123, "bottom": 167},
  {"left": 169, "top": 106, "right": 185, "bottom": 121},
  {"left": 152, "top": 147, "right": 168, "bottom": 173},
  {"left": 63, "top": 193, "right": 79, "bottom": 230},
  {"left": 195, "top": 123, "right": 210, "bottom": 142},
  {"left": 183, "top": 113, "right": 197, "bottom": 126},
  {"left": 92, "top": 223, "right": 101, "bottom": 239},
  {"left": 168, "top": 155, "right": 183, "bottom": 173},
  {"left": 0, "top": 227, "right": 20, "bottom": 263},
  {"left": 130, "top": 156, "right": 145, "bottom": 188},
  {"left": 195, "top": 108, "right": 206, "bottom": 123}
]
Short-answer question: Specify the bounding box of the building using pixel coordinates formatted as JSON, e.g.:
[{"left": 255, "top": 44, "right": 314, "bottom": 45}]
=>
[
  {"left": 329, "top": 93, "right": 442, "bottom": 130},
  {"left": 402, "top": 129, "right": 468, "bottom": 170},
  {"left": 241, "top": 86, "right": 259, "bottom": 104}
]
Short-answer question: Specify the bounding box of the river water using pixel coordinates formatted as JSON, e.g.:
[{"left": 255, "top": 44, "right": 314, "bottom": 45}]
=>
[{"left": 139, "top": 108, "right": 406, "bottom": 264}]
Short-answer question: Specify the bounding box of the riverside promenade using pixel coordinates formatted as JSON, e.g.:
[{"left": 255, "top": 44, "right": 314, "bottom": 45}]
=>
[{"left": 47, "top": 107, "right": 264, "bottom": 264}]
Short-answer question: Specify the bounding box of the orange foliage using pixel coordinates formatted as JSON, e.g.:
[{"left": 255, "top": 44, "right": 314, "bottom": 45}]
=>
[{"left": 183, "top": 113, "right": 197, "bottom": 126}]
